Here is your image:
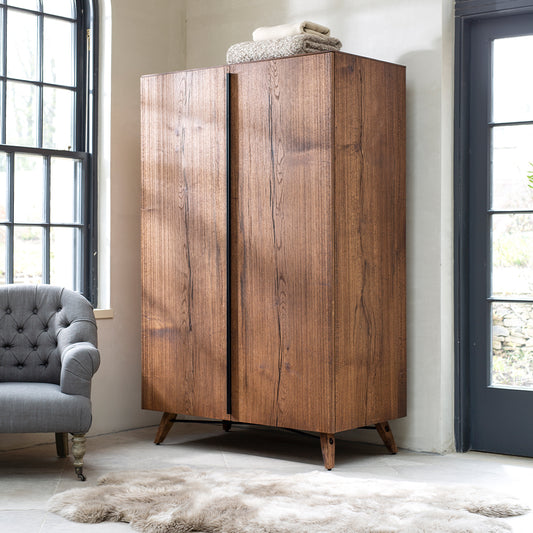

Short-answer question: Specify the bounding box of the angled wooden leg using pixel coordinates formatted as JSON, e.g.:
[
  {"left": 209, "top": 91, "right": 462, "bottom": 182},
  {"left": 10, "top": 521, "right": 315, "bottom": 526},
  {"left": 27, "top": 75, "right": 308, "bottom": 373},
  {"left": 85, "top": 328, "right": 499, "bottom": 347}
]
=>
[
  {"left": 320, "top": 433, "right": 335, "bottom": 470},
  {"left": 375, "top": 421, "right": 398, "bottom": 454},
  {"left": 55, "top": 432, "right": 69, "bottom": 458},
  {"left": 154, "top": 412, "right": 177, "bottom": 444}
]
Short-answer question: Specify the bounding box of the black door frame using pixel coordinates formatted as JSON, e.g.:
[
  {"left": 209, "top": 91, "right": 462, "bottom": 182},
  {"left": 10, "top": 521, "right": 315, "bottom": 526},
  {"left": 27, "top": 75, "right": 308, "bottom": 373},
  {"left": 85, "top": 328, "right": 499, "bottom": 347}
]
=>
[{"left": 454, "top": 0, "right": 533, "bottom": 452}]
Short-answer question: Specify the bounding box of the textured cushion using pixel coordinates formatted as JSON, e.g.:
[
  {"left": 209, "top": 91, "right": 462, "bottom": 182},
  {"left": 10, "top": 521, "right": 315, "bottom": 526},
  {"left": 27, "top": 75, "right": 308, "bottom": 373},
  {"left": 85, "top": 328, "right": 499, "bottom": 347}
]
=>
[
  {"left": 0, "top": 382, "right": 92, "bottom": 433},
  {"left": 0, "top": 285, "right": 98, "bottom": 384},
  {"left": 61, "top": 342, "right": 100, "bottom": 398}
]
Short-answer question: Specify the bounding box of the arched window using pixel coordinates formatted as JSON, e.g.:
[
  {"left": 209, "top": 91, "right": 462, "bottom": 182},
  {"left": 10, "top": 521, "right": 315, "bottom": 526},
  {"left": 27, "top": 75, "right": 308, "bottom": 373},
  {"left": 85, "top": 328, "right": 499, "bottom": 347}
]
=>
[{"left": 0, "top": 0, "right": 97, "bottom": 303}]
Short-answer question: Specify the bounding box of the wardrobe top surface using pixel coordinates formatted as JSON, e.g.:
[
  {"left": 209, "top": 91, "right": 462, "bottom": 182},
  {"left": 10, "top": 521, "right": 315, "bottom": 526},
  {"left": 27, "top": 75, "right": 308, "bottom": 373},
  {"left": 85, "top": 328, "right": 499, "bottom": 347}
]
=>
[{"left": 140, "top": 50, "right": 405, "bottom": 80}]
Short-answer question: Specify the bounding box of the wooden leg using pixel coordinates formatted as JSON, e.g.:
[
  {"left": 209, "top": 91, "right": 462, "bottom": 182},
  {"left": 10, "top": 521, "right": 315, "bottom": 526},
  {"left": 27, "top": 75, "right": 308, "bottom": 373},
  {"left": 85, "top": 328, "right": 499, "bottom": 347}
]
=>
[
  {"left": 55, "top": 432, "right": 69, "bottom": 458},
  {"left": 154, "top": 412, "right": 177, "bottom": 444},
  {"left": 375, "top": 421, "right": 398, "bottom": 454},
  {"left": 222, "top": 420, "right": 232, "bottom": 432},
  {"left": 320, "top": 433, "right": 335, "bottom": 470},
  {"left": 71, "top": 433, "right": 87, "bottom": 481}
]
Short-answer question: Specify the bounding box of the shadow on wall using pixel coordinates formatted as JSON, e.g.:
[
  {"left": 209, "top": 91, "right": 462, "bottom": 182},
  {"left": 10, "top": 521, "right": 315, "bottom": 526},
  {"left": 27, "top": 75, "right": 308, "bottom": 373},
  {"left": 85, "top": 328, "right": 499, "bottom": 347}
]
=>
[
  {"left": 397, "top": 43, "right": 441, "bottom": 201},
  {"left": 387, "top": 43, "right": 443, "bottom": 450}
]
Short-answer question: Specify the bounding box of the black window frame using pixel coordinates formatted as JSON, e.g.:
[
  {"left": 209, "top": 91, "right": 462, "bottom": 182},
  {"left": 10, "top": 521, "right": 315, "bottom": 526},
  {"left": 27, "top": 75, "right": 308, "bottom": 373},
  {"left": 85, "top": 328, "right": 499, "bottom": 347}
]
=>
[
  {"left": 454, "top": 0, "right": 533, "bottom": 452},
  {"left": 0, "top": 0, "right": 98, "bottom": 304}
]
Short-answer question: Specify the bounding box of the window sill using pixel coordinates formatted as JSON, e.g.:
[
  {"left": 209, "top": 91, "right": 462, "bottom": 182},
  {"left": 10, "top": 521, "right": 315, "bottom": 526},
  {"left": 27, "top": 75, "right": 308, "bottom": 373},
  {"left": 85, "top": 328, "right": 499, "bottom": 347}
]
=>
[{"left": 94, "top": 308, "right": 114, "bottom": 320}]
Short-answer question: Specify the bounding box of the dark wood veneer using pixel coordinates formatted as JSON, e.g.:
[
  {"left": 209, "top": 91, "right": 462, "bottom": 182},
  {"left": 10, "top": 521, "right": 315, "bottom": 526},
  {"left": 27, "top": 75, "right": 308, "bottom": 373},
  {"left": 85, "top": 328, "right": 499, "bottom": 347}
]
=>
[{"left": 141, "top": 52, "right": 406, "bottom": 468}]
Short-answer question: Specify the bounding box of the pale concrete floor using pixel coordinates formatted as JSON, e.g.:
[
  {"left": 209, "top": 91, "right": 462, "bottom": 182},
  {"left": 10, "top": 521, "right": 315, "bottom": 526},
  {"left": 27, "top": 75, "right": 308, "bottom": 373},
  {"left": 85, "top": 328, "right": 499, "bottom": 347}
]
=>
[{"left": 0, "top": 423, "right": 532, "bottom": 532}]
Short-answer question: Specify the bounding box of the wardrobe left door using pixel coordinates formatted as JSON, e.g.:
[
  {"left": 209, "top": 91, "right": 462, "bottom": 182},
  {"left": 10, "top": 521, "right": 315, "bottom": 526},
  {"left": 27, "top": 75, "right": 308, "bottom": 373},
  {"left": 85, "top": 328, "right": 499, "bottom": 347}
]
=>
[{"left": 141, "top": 66, "right": 229, "bottom": 419}]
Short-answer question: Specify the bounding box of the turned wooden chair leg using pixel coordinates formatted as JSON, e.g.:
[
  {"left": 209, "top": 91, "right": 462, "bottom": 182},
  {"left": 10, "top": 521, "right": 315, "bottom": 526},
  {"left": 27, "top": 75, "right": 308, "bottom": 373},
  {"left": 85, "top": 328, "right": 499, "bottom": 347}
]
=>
[
  {"left": 55, "top": 432, "right": 69, "bottom": 458},
  {"left": 375, "top": 421, "right": 398, "bottom": 454},
  {"left": 71, "top": 433, "right": 87, "bottom": 481},
  {"left": 154, "top": 412, "right": 177, "bottom": 444},
  {"left": 320, "top": 433, "right": 335, "bottom": 470}
]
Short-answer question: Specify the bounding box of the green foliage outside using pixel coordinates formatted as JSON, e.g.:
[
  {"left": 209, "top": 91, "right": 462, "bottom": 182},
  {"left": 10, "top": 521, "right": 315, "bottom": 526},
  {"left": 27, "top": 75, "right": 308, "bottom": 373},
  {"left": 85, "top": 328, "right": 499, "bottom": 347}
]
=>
[
  {"left": 491, "top": 166, "right": 533, "bottom": 389},
  {"left": 493, "top": 349, "right": 533, "bottom": 389},
  {"left": 494, "top": 232, "right": 533, "bottom": 268}
]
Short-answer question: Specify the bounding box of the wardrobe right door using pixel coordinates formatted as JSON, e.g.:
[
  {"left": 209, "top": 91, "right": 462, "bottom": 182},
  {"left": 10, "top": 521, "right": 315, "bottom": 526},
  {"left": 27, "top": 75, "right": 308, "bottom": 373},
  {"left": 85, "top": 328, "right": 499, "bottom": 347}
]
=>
[{"left": 229, "top": 53, "right": 336, "bottom": 433}]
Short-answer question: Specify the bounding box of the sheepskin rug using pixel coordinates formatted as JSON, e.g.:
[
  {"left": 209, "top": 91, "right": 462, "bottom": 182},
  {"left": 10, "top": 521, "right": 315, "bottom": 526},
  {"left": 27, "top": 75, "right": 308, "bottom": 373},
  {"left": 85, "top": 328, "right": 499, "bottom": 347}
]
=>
[{"left": 48, "top": 465, "right": 529, "bottom": 533}]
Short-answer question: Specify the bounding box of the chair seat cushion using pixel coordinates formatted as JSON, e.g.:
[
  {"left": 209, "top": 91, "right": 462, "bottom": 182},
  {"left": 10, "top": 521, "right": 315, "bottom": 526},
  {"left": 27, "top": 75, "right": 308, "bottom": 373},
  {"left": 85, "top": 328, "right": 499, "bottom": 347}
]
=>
[{"left": 0, "top": 382, "right": 92, "bottom": 433}]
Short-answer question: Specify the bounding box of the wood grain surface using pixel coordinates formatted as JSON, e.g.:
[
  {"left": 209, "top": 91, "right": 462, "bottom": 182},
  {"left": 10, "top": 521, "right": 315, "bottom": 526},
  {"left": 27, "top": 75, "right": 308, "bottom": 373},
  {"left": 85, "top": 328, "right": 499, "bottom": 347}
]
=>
[
  {"left": 141, "top": 67, "right": 229, "bottom": 419},
  {"left": 333, "top": 53, "right": 406, "bottom": 431},
  {"left": 229, "top": 54, "right": 335, "bottom": 433},
  {"left": 140, "top": 52, "right": 406, "bottom": 450}
]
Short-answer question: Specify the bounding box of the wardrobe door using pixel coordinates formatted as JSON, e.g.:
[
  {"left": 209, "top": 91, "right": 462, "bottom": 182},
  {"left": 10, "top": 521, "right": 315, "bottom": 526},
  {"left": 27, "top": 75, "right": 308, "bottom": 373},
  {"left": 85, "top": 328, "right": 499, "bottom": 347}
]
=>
[
  {"left": 229, "top": 54, "right": 335, "bottom": 432},
  {"left": 141, "top": 67, "right": 229, "bottom": 419}
]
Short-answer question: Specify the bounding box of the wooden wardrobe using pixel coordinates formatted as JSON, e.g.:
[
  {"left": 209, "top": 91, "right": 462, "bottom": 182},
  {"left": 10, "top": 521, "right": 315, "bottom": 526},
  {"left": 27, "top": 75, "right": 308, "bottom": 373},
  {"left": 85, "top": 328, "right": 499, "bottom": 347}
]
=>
[{"left": 141, "top": 51, "right": 406, "bottom": 469}]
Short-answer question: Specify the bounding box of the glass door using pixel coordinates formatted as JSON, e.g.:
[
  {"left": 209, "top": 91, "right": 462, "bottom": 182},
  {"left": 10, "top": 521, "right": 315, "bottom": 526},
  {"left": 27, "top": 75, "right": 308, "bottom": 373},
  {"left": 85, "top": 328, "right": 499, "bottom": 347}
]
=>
[
  {"left": 490, "top": 35, "right": 533, "bottom": 390},
  {"left": 468, "top": 14, "right": 533, "bottom": 456}
]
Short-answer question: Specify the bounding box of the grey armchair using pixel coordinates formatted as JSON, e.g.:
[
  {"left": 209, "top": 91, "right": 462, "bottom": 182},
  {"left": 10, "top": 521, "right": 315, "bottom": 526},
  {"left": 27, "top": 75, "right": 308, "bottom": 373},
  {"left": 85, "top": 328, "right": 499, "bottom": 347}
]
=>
[{"left": 0, "top": 284, "right": 100, "bottom": 481}]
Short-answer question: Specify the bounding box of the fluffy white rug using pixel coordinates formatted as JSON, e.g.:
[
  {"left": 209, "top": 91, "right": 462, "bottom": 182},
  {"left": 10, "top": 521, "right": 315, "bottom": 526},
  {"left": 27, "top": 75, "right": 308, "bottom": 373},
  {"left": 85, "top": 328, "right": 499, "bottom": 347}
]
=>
[{"left": 48, "top": 465, "right": 529, "bottom": 533}]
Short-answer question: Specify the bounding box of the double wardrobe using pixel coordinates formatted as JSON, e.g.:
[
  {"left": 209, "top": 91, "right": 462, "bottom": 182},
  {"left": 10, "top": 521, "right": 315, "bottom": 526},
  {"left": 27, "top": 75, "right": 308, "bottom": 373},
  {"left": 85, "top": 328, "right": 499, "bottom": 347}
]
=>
[{"left": 140, "top": 51, "right": 406, "bottom": 469}]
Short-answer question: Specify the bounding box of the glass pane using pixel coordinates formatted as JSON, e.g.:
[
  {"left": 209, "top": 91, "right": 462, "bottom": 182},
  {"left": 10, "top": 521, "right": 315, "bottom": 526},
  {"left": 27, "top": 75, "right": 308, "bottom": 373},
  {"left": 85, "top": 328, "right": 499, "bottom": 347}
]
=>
[
  {"left": 492, "top": 302, "right": 533, "bottom": 389},
  {"left": 50, "top": 226, "right": 79, "bottom": 290},
  {"left": 6, "top": 81, "right": 38, "bottom": 146},
  {"left": 7, "top": 9, "right": 38, "bottom": 81},
  {"left": 0, "top": 226, "right": 6, "bottom": 284},
  {"left": 493, "top": 35, "right": 533, "bottom": 123},
  {"left": 14, "top": 153, "right": 43, "bottom": 223},
  {"left": 6, "top": 1, "right": 38, "bottom": 9},
  {"left": 42, "top": 0, "right": 75, "bottom": 18},
  {"left": 0, "top": 153, "right": 7, "bottom": 221},
  {"left": 43, "top": 87, "right": 74, "bottom": 150},
  {"left": 491, "top": 125, "right": 533, "bottom": 210},
  {"left": 43, "top": 18, "right": 75, "bottom": 86},
  {"left": 13, "top": 225, "right": 42, "bottom": 284},
  {"left": 492, "top": 214, "right": 533, "bottom": 298},
  {"left": 51, "top": 158, "right": 80, "bottom": 223}
]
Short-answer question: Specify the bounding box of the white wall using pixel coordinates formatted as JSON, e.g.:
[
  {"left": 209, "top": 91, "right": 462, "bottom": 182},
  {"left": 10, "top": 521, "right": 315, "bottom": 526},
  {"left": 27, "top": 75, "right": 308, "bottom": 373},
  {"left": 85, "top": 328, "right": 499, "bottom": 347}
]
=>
[{"left": 185, "top": 0, "right": 456, "bottom": 453}]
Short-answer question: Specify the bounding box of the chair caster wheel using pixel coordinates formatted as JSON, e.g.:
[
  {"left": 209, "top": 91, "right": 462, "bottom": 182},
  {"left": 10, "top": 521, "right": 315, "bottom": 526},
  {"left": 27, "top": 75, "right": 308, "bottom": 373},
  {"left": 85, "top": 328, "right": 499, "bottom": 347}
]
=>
[{"left": 75, "top": 467, "right": 86, "bottom": 481}]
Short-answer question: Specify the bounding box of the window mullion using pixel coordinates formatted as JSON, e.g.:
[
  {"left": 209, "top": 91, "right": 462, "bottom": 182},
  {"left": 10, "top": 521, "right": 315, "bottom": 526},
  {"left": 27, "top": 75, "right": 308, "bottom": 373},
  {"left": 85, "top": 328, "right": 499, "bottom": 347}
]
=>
[
  {"left": 1, "top": 6, "right": 6, "bottom": 145},
  {"left": 77, "top": 158, "right": 84, "bottom": 290},
  {"left": 37, "top": 10, "right": 44, "bottom": 148},
  {"left": 43, "top": 155, "right": 50, "bottom": 283},
  {"left": 76, "top": 4, "right": 84, "bottom": 152},
  {"left": 6, "top": 152, "right": 13, "bottom": 283}
]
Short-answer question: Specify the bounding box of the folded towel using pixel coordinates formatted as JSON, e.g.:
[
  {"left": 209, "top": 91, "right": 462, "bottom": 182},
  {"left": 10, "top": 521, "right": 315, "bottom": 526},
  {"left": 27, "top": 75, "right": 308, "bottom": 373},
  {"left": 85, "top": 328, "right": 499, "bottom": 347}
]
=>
[
  {"left": 252, "top": 21, "right": 330, "bottom": 41},
  {"left": 226, "top": 34, "right": 342, "bottom": 65}
]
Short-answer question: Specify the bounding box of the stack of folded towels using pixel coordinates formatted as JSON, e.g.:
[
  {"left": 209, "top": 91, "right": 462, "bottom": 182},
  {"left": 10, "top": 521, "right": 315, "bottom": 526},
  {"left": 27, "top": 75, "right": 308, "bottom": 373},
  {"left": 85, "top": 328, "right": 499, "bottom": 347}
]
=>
[{"left": 226, "top": 21, "right": 342, "bottom": 64}]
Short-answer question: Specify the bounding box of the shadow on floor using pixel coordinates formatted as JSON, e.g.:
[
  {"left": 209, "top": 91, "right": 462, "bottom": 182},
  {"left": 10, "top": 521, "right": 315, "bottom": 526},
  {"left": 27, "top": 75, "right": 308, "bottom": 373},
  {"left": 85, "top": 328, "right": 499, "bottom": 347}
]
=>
[{"left": 156, "top": 422, "right": 392, "bottom": 468}]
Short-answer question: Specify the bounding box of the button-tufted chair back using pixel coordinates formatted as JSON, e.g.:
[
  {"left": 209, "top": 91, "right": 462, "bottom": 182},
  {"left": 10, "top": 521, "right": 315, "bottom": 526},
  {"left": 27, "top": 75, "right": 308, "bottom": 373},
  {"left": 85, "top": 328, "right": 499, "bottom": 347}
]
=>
[{"left": 0, "top": 284, "right": 97, "bottom": 385}]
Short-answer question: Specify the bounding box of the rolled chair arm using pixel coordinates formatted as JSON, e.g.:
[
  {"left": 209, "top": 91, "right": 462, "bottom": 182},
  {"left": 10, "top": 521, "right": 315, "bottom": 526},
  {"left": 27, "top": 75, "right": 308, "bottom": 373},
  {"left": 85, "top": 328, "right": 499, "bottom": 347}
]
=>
[{"left": 60, "top": 342, "right": 100, "bottom": 398}]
